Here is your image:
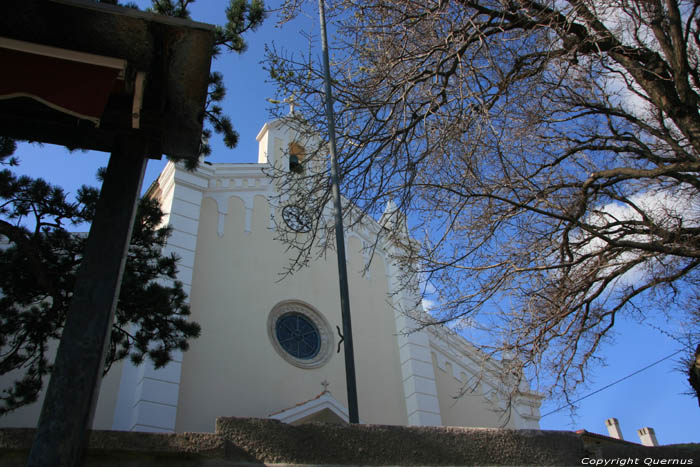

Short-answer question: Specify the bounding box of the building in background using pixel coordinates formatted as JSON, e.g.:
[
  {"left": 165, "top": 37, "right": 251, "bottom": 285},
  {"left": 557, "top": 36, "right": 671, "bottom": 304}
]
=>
[{"left": 0, "top": 119, "right": 542, "bottom": 432}]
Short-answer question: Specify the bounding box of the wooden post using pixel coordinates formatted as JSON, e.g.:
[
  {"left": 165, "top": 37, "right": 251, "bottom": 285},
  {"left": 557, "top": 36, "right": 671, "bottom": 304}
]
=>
[{"left": 27, "top": 136, "right": 148, "bottom": 466}]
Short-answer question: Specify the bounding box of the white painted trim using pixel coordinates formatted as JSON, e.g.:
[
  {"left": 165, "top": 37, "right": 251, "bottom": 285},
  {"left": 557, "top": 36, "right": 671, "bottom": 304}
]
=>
[
  {"left": 256, "top": 119, "right": 283, "bottom": 142},
  {"left": 427, "top": 325, "right": 544, "bottom": 429},
  {"left": 428, "top": 327, "right": 544, "bottom": 395},
  {"left": 269, "top": 392, "right": 352, "bottom": 424},
  {"left": 385, "top": 249, "right": 443, "bottom": 426},
  {"left": 206, "top": 192, "right": 231, "bottom": 237},
  {"left": 113, "top": 162, "right": 205, "bottom": 433}
]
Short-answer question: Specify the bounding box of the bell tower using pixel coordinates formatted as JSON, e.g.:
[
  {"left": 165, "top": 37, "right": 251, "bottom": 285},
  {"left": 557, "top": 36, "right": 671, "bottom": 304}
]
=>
[{"left": 256, "top": 119, "right": 323, "bottom": 174}]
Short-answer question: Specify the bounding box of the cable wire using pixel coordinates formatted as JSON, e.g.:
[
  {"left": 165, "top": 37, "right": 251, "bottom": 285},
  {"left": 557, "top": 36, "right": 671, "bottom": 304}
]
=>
[{"left": 540, "top": 349, "right": 685, "bottom": 418}]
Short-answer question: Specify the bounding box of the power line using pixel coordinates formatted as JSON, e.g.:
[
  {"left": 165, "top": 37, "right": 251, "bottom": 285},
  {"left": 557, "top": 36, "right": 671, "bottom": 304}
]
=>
[{"left": 540, "top": 349, "right": 685, "bottom": 418}]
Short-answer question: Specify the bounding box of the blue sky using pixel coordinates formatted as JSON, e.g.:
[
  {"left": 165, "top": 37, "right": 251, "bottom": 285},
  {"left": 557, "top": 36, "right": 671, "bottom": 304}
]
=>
[{"left": 9, "top": 0, "right": 698, "bottom": 444}]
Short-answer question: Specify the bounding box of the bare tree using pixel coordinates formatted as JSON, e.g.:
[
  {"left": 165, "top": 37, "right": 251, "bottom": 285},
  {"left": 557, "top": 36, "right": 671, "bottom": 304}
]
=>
[{"left": 265, "top": 0, "right": 700, "bottom": 406}]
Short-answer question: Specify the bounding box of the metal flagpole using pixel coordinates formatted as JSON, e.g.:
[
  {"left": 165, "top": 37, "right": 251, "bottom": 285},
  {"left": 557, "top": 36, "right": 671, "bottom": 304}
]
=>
[{"left": 317, "top": 0, "right": 359, "bottom": 423}]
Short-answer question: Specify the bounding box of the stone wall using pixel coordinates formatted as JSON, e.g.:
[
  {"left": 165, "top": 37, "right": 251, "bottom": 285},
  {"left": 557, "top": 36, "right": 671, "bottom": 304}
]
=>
[{"left": 1, "top": 417, "right": 698, "bottom": 466}]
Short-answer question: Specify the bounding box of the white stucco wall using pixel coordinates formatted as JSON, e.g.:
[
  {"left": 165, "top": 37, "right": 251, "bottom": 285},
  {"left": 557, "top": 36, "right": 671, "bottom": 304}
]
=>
[
  {"left": 429, "top": 329, "right": 542, "bottom": 429},
  {"left": 432, "top": 354, "right": 515, "bottom": 428},
  {"left": 174, "top": 191, "right": 408, "bottom": 432},
  {"left": 0, "top": 341, "right": 125, "bottom": 430}
]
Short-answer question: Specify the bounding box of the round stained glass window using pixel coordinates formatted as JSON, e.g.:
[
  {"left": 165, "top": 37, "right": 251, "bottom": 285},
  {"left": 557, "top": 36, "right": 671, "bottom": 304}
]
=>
[
  {"left": 267, "top": 300, "right": 333, "bottom": 369},
  {"left": 275, "top": 313, "right": 321, "bottom": 359}
]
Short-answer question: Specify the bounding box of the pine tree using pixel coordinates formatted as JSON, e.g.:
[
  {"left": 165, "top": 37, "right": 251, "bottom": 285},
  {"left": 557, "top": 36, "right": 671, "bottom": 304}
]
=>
[
  {"left": 0, "top": 139, "right": 199, "bottom": 414},
  {"left": 0, "top": 0, "right": 266, "bottom": 414},
  {"left": 146, "top": 0, "right": 266, "bottom": 164}
]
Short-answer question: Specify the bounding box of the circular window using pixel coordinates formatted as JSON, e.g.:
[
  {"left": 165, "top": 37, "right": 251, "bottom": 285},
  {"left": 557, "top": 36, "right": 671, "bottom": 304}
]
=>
[
  {"left": 275, "top": 313, "right": 321, "bottom": 359},
  {"left": 267, "top": 300, "right": 333, "bottom": 369},
  {"left": 282, "top": 205, "right": 312, "bottom": 233}
]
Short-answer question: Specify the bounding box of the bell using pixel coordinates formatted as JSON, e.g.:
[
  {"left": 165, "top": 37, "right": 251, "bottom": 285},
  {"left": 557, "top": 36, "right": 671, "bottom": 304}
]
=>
[{"left": 289, "top": 154, "right": 303, "bottom": 174}]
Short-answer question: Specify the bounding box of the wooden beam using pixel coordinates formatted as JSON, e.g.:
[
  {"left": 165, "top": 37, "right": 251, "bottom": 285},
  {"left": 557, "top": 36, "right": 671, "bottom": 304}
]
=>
[
  {"left": 27, "top": 136, "right": 148, "bottom": 467},
  {"left": 0, "top": 36, "right": 127, "bottom": 77}
]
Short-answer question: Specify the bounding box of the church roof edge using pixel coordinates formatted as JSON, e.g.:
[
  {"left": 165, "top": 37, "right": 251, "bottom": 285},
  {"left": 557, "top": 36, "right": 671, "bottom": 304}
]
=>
[{"left": 255, "top": 119, "right": 284, "bottom": 142}]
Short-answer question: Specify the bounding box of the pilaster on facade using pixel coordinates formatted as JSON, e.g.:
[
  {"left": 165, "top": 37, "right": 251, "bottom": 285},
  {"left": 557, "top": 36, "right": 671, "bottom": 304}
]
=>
[
  {"left": 385, "top": 253, "right": 442, "bottom": 427},
  {"left": 114, "top": 161, "right": 283, "bottom": 432},
  {"left": 113, "top": 360, "right": 182, "bottom": 433},
  {"left": 512, "top": 395, "right": 542, "bottom": 429},
  {"left": 113, "top": 162, "right": 207, "bottom": 433}
]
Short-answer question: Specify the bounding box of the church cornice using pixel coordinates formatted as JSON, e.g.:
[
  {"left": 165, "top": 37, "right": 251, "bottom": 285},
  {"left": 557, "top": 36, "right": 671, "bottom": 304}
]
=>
[{"left": 427, "top": 326, "right": 544, "bottom": 405}]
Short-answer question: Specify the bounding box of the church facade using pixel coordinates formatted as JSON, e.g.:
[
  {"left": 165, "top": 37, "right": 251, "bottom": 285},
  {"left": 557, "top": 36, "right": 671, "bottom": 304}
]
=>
[{"left": 0, "top": 119, "right": 542, "bottom": 433}]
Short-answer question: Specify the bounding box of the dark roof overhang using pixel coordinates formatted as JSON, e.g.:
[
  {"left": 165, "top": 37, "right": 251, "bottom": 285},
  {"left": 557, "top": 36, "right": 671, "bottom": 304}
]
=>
[{"left": 0, "top": 0, "right": 216, "bottom": 160}]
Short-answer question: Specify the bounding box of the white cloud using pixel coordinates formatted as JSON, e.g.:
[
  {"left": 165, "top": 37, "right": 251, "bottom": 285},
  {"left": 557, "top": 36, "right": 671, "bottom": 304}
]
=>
[
  {"left": 421, "top": 298, "right": 436, "bottom": 312},
  {"left": 591, "top": 187, "right": 700, "bottom": 230},
  {"left": 576, "top": 187, "right": 699, "bottom": 290}
]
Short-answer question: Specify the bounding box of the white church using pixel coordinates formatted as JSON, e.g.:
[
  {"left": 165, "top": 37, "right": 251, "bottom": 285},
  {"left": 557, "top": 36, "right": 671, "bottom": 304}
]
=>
[{"left": 0, "top": 118, "right": 542, "bottom": 433}]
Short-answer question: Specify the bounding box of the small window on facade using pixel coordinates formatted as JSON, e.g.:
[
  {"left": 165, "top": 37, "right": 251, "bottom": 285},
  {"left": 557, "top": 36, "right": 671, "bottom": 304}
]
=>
[{"left": 289, "top": 142, "right": 305, "bottom": 174}]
